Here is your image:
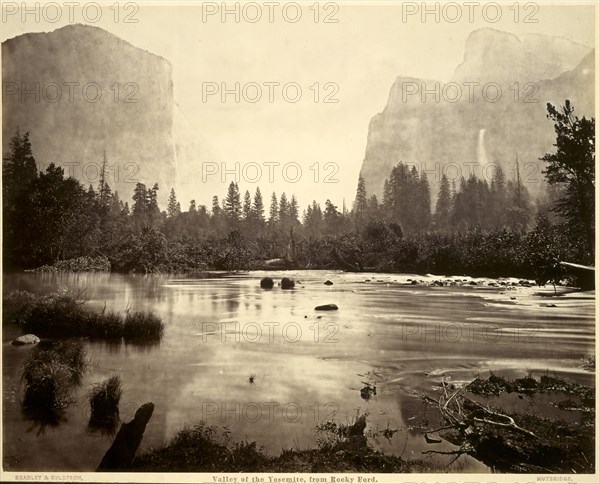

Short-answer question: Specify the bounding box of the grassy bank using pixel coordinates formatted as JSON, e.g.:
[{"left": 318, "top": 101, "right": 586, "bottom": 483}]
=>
[
  {"left": 130, "top": 413, "right": 434, "bottom": 472},
  {"left": 3, "top": 290, "right": 164, "bottom": 342}
]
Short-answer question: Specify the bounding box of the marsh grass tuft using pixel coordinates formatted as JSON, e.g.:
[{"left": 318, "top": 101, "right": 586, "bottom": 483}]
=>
[
  {"left": 3, "top": 290, "right": 164, "bottom": 342},
  {"left": 22, "top": 339, "right": 88, "bottom": 421},
  {"left": 123, "top": 311, "right": 164, "bottom": 342},
  {"left": 88, "top": 374, "right": 123, "bottom": 431}
]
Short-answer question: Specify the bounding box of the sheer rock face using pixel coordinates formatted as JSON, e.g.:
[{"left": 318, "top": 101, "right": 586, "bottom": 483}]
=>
[
  {"left": 360, "top": 28, "right": 595, "bottom": 200},
  {"left": 2, "top": 24, "right": 177, "bottom": 202}
]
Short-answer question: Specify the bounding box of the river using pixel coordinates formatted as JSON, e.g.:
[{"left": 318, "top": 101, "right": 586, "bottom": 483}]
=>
[{"left": 2, "top": 271, "right": 595, "bottom": 471}]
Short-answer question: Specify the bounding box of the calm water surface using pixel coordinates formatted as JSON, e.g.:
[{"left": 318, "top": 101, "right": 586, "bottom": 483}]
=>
[{"left": 2, "top": 271, "right": 595, "bottom": 471}]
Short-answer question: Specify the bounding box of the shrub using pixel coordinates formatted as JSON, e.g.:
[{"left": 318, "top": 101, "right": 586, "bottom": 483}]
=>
[{"left": 32, "top": 256, "right": 111, "bottom": 272}]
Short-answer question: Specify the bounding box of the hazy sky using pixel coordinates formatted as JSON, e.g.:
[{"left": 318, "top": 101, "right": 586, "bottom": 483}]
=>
[{"left": 2, "top": 1, "right": 597, "bottom": 210}]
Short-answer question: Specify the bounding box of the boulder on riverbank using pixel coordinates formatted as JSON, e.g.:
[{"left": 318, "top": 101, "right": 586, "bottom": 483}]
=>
[
  {"left": 281, "top": 278, "right": 295, "bottom": 290},
  {"left": 12, "top": 334, "right": 40, "bottom": 345},
  {"left": 260, "top": 277, "right": 274, "bottom": 289}
]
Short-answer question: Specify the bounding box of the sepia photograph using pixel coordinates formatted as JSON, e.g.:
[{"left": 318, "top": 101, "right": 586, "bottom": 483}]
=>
[{"left": 1, "top": 1, "right": 598, "bottom": 482}]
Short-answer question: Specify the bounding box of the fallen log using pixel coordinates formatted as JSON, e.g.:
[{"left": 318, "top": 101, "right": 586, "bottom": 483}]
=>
[
  {"left": 559, "top": 261, "right": 595, "bottom": 289},
  {"left": 97, "top": 402, "right": 154, "bottom": 471}
]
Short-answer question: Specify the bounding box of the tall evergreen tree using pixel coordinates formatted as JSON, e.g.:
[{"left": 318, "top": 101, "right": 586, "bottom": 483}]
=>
[
  {"left": 242, "top": 190, "right": 252, "bottom": 220},
  {"left": 146, "top": 183, "right": 161, "bottom": 227},
  {"left": 323, "top": 199, "right": 340, "bottom": 235},
  {"left": 2, "top": 128, "right": 38, "bottom": 268},
  {"left": 2, "top": 127, "right": 37, "bottom": 204},
  {"left": 434, "top": 174, "right": 451, "bottom": 230},
  {"left": 253, "top": 187, "right": 265, "bottom": 221},
  {"left": 417, "top": 171, "right": 431, "bottom": 230},
  {"left": 167, "top": 188, "right": 180, "bottom": 218},
  {"left": 132, "top": 183, "right": 148, "bottom": 229},
  {"left": 353, "top": 175, "right": 368, "bottom": 226},
  {"left": 279, "top": 192, "right": 289, "bottom": 223},
  {"left": 541, "top": 100, "right": 595, "bottom": 257},
  {"left": 211, "top": 195, "right": 221, "bottom": 217},
  {"left": 490, "top": 165, "right": 507, "bottom": 227},
  {"left": 289, "top": 195, "right": 299, "bottom": 224},
  {"left": 224, "top": 182, "right": 241, "bottom": 221},
  {"left": 506, "top": 178, "right": 532, "bottom": 232},
  {"left": 269, "top": 192, "right": 278, "bottom": 225}
]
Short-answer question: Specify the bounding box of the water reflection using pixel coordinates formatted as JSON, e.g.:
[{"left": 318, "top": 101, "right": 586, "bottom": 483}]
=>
[{"left": 2, "top": 271, "right": 595, "bottom": 472}]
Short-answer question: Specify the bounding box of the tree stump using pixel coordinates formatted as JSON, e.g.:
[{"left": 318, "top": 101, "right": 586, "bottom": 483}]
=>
[{"left": 97, "top": 402, "right": 154, "bottom": 471}]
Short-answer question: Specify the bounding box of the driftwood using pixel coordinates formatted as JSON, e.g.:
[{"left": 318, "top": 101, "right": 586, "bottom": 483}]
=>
[
  {"left": 418, "top": 381, "right": 538, "bottom": 440},
  {"left": 97, "top": 402, "right": 154, "bottom": 471},
  {"left": 412, "top": 380, "right": 550, "bottom": 471},
  {"left": 559, "top": 261, "right": 595, "bottom": 289}
]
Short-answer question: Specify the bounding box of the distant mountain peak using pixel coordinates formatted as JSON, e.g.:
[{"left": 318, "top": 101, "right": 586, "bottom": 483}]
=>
[
  {"left": 3, "top": 23, "right": 171, "bottom": 66},
  {"left": 359, "top": 28, "right": 595, "bottom": 202},
  {"left": 453, "top": 27, "right": 591, "bottom": 83}
]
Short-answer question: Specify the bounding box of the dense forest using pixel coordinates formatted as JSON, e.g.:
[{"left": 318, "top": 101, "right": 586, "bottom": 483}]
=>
[{"left": 2, "top": 101, "right": 594, "bottom": 280}]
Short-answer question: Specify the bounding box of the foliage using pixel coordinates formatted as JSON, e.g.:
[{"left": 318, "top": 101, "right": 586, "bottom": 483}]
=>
[
  {"left": 3, "top": 290, "right": 164, "bottom": 342},
  {"left": 540, "top": 100, "right": 595, "bottom": 260},
  {"left": 32, "top": 256, "right": 111, "bottom": 272},
  {"left": 2, "top": 113, "right": 592, "bottom": 278}
]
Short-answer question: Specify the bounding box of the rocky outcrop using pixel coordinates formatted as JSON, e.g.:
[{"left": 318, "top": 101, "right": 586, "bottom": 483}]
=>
[
  {"left": 359, "top": 28, "right": 595, "bottom": 201},
  {"left": 2, "top": 24, "right": 219, "bottom": 205}
]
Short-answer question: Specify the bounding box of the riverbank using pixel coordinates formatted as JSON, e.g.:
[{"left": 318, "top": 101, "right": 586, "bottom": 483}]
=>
[{"left": 117, "top": 369, "right": 595, "bottom": 473}]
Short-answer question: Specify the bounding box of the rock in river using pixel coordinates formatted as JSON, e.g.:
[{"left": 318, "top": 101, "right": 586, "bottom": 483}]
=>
[
  {"left": 12, "top": 334, "right": 40, "bottom": 346},
  {"left": 315, "top": 304, "right": 338, "bottom": 311},
  {"left": 324, "top": 280, "right": 334, "bottom": 285}
]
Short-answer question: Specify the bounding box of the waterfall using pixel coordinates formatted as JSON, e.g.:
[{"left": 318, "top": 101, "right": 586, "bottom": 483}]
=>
[{"left": 477, "top": 128, "right": 488, "bottom": 166}]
